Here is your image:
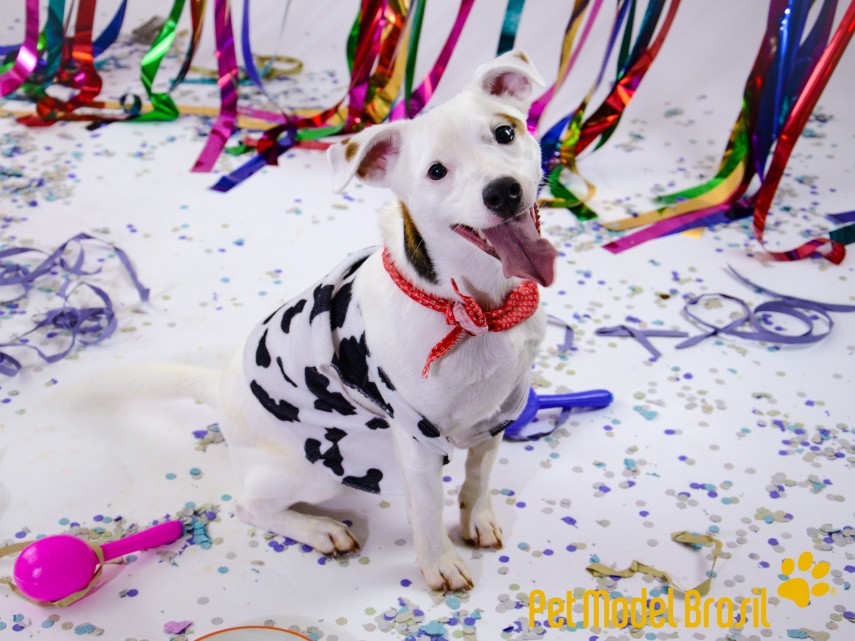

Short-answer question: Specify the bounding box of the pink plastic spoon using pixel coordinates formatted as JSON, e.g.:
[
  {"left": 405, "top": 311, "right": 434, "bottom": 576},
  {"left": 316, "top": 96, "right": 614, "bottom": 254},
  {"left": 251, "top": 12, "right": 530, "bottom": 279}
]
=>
[{"left": 12, "top": 520, "right": 184, "bottom": 603}]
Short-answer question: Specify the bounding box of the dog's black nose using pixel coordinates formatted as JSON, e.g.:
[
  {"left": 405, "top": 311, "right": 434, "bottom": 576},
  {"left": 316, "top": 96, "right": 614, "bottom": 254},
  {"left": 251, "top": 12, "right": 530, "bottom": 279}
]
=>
[{"left": 482, "top": 177, "right": 523, "bottom": 218}]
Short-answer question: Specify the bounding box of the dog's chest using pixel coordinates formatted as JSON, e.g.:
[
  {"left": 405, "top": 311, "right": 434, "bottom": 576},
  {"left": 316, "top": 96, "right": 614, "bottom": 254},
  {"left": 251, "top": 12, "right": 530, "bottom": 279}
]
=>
[
  {"left": 242, "top": 248, "right": 530, "bottom": 494},
  {"left": 354, "top": 253, "right": 544, "bottom": 436}
]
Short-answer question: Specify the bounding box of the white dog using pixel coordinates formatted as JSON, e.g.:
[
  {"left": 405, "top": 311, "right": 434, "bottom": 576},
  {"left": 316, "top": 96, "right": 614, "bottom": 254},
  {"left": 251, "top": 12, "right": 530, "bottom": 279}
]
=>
[{"left": 170, "top": 50, "right": 556, "bottom": 592}]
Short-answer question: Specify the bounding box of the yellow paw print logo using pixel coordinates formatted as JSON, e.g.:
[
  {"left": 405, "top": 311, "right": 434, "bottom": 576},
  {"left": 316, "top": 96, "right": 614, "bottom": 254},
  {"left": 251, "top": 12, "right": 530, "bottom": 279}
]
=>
[{"left": 777, "top": 552, "right": 831, "bottom": 607}]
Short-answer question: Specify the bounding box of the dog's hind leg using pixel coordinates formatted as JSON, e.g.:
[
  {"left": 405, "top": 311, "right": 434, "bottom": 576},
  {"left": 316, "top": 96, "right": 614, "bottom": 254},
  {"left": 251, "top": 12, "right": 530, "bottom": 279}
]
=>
[
  {"left": 232, "top": 454, "right": 360, "bottom": 556},
  {"left": 218, "top": 353, "right": 359, "bottom": 556},
  {"left": 459, "top": 436, "right": 503, "bottom": 549}
]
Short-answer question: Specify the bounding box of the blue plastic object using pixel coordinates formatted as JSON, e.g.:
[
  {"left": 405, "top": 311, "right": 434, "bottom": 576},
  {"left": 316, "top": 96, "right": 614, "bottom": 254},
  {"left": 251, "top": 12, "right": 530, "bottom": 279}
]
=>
[{"left": 503, "top": 387, "right": 613, "bottom": 441}]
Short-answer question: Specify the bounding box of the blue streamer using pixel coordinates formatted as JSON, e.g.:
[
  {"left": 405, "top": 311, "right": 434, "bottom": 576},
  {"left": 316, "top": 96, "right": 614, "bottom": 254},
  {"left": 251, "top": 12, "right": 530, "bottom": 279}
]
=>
[
  {"left": 92, "top": 0, "right": 127, "bottom": 57},
  {"left": 497, "top": 0, "right": 526, "bottom": 55},
  {"left": 210, "top": 127, "right": 296, "bottom": 192},
  {"left": 828, "top": 210, "right": 855, "bottom": 224}
]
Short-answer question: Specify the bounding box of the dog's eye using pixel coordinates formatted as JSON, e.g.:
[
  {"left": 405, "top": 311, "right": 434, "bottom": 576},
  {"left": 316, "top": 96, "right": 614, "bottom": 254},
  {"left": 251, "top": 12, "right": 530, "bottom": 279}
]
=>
[
  {"left": 495, "top": 125, "right": 515, "bottom": 144},
  {"left": 428, "top": 162, "right": 448, "bottom": 180}
]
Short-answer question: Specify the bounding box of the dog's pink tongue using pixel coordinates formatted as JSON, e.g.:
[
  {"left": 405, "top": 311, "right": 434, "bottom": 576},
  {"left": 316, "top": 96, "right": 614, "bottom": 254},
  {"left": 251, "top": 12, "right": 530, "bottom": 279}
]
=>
[{"left": 482, "top": 209, "right": 558, "bottom": 287}]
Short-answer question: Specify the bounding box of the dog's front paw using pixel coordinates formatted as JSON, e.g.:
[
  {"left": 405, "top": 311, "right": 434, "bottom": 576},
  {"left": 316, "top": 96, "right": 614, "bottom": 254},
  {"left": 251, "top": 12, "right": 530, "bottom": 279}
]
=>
[
  {"left": 461, "top": 505, "right": 503, "bottom": 549},
  {"left": 420, "top": 550, "right": 474, "bottom": 592}
]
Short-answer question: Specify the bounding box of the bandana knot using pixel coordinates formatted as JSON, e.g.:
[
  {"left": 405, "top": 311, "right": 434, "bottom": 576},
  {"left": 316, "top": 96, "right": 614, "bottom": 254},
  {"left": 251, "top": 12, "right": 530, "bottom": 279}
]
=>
[
  {"left": 382, "top": 249, "right": 540, "bottom": 378},
  {"left": 448, "top": 280, "right": 489, "bottom": 337}
]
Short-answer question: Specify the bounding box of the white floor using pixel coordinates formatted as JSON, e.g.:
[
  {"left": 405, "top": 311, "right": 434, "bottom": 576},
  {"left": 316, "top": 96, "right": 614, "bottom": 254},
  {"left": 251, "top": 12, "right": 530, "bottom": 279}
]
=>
[{"left": 1, "top": 2, "right": 854, "bottom": 640}]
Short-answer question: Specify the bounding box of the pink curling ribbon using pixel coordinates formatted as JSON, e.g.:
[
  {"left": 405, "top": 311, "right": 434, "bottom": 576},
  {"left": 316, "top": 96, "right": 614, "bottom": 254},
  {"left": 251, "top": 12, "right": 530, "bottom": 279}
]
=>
[
  {"left": 0, "top": 0, "right": 40, "bottom": 97},
  {"left": 344, "top": 0, "right": 387, "bottom": 131},
  {"left": 602, "top": 203, "right": 736, "bottom": 254},
  {"left": 192, "top": 0, "right": 240, "bottom": 172}
]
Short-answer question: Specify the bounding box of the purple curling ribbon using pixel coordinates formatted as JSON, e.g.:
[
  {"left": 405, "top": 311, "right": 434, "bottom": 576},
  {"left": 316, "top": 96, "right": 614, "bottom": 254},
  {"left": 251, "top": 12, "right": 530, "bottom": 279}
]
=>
[
  {"left": 594, "top": 325, "right": 689, "bottom": 361},
  {"left": 0, "top": 283, "right": 117, "bottom": 377},
  {"left": 547, "top": 314, "right": 575, "bottom": 352},
  {"left": 0, "top": 234, "right": 149, "bottom": 377},
  {"left": 596, "top": 266, "right": 853, "bottom": 361},
  {"left": 725, "top": 265, "right": 855, "bottom": 314},
  {"left": 676, "top": 293, "right": 833, "bottom": 349}
]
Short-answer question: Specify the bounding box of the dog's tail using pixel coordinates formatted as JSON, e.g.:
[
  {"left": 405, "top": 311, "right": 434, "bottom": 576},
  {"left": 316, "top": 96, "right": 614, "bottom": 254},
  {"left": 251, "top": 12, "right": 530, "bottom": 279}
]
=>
[
  {"left": 52, "top": 362, "right": 222, "bottom": 413},
  {"left": 127, "top": 363, "right": 222, "bottom": 408}
]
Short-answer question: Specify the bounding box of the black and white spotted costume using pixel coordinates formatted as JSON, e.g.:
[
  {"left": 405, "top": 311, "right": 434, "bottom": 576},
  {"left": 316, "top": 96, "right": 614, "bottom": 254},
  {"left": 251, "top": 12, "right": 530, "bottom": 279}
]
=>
[{"left": 244, "top": 247, "right": 529, "bottom": 495}]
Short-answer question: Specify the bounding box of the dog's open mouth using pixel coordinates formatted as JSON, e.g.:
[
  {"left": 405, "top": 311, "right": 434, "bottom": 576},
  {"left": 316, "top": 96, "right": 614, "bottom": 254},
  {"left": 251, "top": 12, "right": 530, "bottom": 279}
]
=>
[
  {"left": 451, "top": 224, "right": 500, "bottom": 259},
  {"left": 452, "top": 207, "right": 557, "bottom": 287}
]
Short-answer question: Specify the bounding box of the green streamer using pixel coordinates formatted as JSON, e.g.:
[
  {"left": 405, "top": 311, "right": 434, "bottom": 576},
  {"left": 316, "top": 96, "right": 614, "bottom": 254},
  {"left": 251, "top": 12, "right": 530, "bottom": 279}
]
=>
[
  {"left": 656, "top": 115, "right": 749, "bottom": 205},
  {"left": 617, "top": 0, "right": 636, "bottom": 80},
  {"left": 133, "top": 0, "right": 186, "bottom": 121},
  {"left": 403, "top": 0, "right": 426, "bottom": 114}
]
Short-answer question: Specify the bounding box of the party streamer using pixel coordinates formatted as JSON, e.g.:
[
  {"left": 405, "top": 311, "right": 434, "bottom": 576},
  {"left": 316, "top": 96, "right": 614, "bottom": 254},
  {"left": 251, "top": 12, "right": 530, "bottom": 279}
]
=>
[
  {"left": 210, "top": 0, "right": 390, "bottom": 190},
  {"left": 540, "top": 0, "right": 681, "bottom": 219},
  {"left": 241, "top": 0, "right": 293, "bottom": 111},
  {"left": 129, "top": 0, "right": 189, "bottom": 122},
  {"left": 191, "top": 0, "right": 240, "bottom": 171},
  {"left": 0, "top": 234, "right": 149, "bottom": 378},
  {"left": 604, "top": 0, "right": 854, "bottom": 263},
  {"left": 0, "top": 0, "right": 41, "bottom": 97},
  {"left": 497, "top": 0, "right": 526, "bottom": 55},
  {"left": 526, "top": 0, "right": 604, "bottom": 134},
  {"left": 390, "top": 0, "right": 475, "bottom": 120},
  {"left": 18, "top": 0, "right": 104, "bottom": 125},
  {"left": 4, "top": 0, "right": 849, "bottom": 238},
  {"left": 587, "top": 532, "right": 723, "bottom": 597},
  {"left": 595, "top": 265, "right": 855, "bottom": 362},
  {"left": 214, "top": 0, "right": 469, "bottom": 190},
  {"left": 2, "top": 0, "right": 667, "bottom": 192},
  {"left": 0, "top": 0, "right": 124, "bottom": 101}
]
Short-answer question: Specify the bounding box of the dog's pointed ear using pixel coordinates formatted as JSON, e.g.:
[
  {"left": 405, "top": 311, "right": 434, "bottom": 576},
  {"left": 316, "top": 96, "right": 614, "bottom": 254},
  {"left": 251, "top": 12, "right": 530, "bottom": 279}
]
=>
[
  {"left": 327, "top": 122, "right": 408, "bottom": 193},
  {"left": 469, "top": 49, "right": 545, "bottom": 111}
]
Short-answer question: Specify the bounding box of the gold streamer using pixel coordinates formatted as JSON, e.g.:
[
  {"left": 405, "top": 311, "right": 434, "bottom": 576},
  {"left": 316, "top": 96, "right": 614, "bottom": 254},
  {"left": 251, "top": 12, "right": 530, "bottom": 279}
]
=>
[
  {"left": 188, "top": 54, "right": 303, "bottom": 79},
  {"left": 600, "top": 160, "right": 746, "bottom": 231},
  {"left": 585, "top": 531, "right": 723, "bottom": 597}
]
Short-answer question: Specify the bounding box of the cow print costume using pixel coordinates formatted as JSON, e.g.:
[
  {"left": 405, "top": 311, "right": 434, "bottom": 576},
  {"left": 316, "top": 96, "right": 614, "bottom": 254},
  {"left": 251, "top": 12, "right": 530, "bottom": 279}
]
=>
[{"left": 244, "top": 247, "right": 528, "bottom": 494}]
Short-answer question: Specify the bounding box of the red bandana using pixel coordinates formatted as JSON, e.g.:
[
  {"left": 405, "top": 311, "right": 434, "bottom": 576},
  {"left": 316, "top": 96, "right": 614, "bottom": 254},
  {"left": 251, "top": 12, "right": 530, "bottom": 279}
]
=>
[{"left": 382, "top": 249, "right": 540, "bottom": 378}]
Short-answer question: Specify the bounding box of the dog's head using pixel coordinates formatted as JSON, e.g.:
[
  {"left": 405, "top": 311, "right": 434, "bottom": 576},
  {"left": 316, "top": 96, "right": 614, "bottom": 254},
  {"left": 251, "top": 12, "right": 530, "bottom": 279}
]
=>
[{"left": 328, "top": 50, "right": 557, "bottom": 288}]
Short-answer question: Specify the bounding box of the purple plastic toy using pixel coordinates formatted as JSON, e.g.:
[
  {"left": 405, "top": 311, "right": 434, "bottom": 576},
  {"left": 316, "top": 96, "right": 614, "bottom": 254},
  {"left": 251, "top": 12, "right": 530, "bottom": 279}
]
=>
[{"left": 12, "top": 520, "right": 184, "bottom": 603}]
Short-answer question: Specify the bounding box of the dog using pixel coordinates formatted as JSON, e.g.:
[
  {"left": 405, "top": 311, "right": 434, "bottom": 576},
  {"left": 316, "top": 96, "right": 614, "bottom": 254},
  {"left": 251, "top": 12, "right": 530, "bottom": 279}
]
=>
[{"left": 169, "top": 50, "right": 556, "bottom": 592}]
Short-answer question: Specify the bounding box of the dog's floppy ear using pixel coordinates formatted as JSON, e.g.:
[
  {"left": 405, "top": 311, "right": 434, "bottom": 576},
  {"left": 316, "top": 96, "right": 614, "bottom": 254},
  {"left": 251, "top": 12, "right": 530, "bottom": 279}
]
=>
[
  {"left": 469, "top": 49, "right": 545, "bottom": 111},
  {"left": 327, "top": 121, "right": 408, "bottom": 193}
]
